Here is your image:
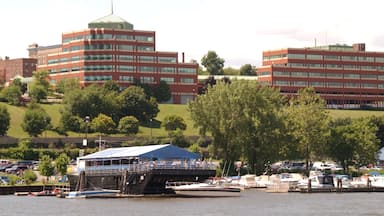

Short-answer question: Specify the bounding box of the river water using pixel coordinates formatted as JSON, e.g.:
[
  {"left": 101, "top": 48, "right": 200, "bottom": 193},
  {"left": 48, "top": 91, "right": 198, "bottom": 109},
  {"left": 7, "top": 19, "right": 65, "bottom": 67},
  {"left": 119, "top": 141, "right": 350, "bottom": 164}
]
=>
[{"left": 0, "top": 189, "right": 382, "bottom": 216}]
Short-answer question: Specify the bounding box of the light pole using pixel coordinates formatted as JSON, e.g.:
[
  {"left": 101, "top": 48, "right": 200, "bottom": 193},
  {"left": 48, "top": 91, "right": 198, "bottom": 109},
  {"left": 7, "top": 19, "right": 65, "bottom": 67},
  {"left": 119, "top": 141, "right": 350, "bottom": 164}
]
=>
[
  {"left": 150, "top": 118, "right": 153, "bottom": 142},
  {"left": 83, "top": 116, "right": 90, "bottom": 147}
]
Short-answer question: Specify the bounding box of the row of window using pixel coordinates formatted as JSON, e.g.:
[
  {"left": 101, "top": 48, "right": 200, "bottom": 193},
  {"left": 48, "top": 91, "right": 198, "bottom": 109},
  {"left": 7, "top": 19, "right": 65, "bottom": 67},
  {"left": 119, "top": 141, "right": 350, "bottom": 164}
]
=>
[
  {"left": 62, "top": 44, "right": 154, "bottom": 52},
  {"left": 48, "top": 55, "right": 178, "bottom": 64},
  {"left": 264, "top": 53, "right": 384, "bottom": 62},
  {"left": 118, "top": 76, "right": 194, "bottom": 84},
  {"left": 273, "top": 71, "right": 384, "bottom": 80},
  {"left": 286, "top": 63, "right": 384, "bottom": 70},
  {"left": 63, "top": 34, "right": 154, "bottom": 43},
  {"left": 49, "top": 65, "right": 196, "bottom": 74},
  {"left": 274, "top": 80, "right": 384, "bottom": 88}
]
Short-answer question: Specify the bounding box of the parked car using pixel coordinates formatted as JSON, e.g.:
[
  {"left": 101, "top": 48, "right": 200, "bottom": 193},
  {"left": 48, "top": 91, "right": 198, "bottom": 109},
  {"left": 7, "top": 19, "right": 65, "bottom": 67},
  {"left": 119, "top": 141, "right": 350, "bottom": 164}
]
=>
[
  {"left": 0, "top": 163, "right": 14, "bottom": 172},
  {"left": 5, "top": 164, "right": 28, "bottom": 175},
  {"left": 0, "top": 176, "right": 10, "bottom": 185}
]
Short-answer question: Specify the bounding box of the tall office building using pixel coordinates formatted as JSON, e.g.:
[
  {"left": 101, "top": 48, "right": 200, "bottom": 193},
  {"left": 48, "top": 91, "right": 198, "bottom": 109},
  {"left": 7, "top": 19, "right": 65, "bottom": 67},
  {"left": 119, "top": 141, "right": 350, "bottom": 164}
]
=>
[
  {"left": 257, "top": 43, "right": 384, "bottom": 108},
  {"left": 31, "top": 12, "right": 198, "bottom": 104}
]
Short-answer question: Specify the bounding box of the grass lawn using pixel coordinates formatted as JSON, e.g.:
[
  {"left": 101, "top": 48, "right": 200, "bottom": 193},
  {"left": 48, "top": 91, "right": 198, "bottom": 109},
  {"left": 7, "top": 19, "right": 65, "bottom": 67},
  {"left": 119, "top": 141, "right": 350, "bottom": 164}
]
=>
[{"left": 2, "top": 101, "right": 384, "bottom": 139}]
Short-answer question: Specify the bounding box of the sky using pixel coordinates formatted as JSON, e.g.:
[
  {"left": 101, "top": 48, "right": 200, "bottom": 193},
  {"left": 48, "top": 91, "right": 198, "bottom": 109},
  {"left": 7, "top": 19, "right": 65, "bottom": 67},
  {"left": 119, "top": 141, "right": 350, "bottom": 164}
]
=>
[{"left": 1, "top": 0, "right": 384, "bottom": 68}]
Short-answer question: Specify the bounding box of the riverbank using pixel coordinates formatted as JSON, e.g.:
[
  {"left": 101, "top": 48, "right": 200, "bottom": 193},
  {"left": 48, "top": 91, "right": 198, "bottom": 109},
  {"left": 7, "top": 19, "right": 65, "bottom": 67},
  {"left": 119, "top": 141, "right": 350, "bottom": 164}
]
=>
[{"left": 0, "top": 184, "right": 68, "bottom": 195}]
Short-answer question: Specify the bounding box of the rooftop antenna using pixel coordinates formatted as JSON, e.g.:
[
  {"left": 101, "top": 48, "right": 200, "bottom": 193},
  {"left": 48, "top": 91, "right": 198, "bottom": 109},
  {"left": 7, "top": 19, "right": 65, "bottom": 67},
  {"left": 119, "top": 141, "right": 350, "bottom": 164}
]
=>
[{"left": 111, "top": 0, "right": 114, "bottom": 14}]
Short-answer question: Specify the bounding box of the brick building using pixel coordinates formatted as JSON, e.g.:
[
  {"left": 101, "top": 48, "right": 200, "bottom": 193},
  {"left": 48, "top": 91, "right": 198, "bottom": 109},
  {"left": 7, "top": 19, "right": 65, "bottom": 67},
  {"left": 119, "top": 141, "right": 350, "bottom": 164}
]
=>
[
  {"left": 31, "top": 12, "right": 198, "bottom": 104},
  {"left": 257, "top": 43, "right": 384, "bottom": 108},
  {"left": 0, "top": 57, "right": 37, "bottom": 84}
]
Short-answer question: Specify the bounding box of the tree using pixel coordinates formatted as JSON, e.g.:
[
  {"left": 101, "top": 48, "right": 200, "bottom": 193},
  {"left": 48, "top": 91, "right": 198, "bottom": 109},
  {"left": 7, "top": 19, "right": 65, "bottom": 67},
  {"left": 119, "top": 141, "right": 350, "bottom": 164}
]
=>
[
  {"left": 12, "top": 78, "right": 27, "bottom": 94},
  {"left": 102, "top": 80, "right": 120, "bottom": 94},
  {"left": 162, "top": 115, "right": 187, "bottom": 131},
  {"left": 59, "top": 111, "right": 82, "bottom": 132},
  {"left": 118, "top": 116, "right": 139, "bottom": 135},
  {"left": 22, "top": 104, "right": 51, "bottom": 137},
  {"left": 55, "top": 153, "right": 70, "bottom": 176},
  {"left": 91, "top": 113, "right": 116, "bottom": 135},
  {"left": 23, "top": 169, "right": 37, "bottom": 185},
  {"left": 223, "top": 67, "right": 239, "bottom": 75},
  {"left": 39, "top": 154, "right": 55, "bottom": 182},
  {"left": 0, "top": 105, "right": 10, "bottom": 136},
  {"left": 117, "top": 86, "right": 159, "bottom": 122},
  {"left": 239, "top": 64, "right": 256, "bottom": 76},
  {"left": 286, "top": 87, "right": 330, "bottom": 173},
  {"left": 329, "top": 117, "right": 379, "bottom": 170},
  {"left": 56, "top": 78, "right": 80, "bottom": 94},
  {"left": 153, "top": 80, "right": 171, "bottom": 102},
  {"left": 3, "top": 85, "right": 22, "bottom": 105},
  {"left": 29, "top": 83, "right": 48, "bottom": 103},
  {"left": 189, "top": 80, "right": 286, "bottom": 172},
  {"left": 32, "top": 70, "right": 50, "bottom": 90},
  {"left": 201, "top": 51, "right": 225, "bottom": 75},
  {"left": 63, "top": 85, "right": 120, "bottom": 122}
]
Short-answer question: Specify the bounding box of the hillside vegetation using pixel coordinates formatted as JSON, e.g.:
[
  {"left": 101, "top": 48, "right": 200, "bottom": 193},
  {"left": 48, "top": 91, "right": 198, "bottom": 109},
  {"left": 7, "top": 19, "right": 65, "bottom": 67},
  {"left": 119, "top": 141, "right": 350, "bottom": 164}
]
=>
[{"left": 2, "top": 102, "right": 384, "bottom": 138}]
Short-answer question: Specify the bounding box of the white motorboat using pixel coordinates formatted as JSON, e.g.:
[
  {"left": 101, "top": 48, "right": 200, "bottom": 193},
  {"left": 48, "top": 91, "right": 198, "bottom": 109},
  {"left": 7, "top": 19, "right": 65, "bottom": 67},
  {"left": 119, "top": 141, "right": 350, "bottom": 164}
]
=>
[
  {"left": 298, "top": 174, "right": 334, "bottom": 189},
  {"left": 66, "top": 189, "right": 120, "bottom": 198},
  {"left": 167, "top": 182, "right": 241, "bottom": 197}
]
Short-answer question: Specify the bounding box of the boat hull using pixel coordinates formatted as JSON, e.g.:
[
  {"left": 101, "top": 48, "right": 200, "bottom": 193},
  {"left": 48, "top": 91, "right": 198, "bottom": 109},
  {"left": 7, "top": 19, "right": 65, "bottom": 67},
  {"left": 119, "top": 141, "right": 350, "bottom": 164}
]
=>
[{"left": 66, "top": 190, "right": 119, "bottom": 199}]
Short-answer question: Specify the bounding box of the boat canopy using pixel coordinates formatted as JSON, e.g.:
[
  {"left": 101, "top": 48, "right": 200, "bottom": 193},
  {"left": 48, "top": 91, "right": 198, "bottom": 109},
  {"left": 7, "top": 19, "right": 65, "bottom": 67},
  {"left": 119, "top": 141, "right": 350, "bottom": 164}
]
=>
[{"left": 78, "top": 144, "right": 200, "bottom": 161}]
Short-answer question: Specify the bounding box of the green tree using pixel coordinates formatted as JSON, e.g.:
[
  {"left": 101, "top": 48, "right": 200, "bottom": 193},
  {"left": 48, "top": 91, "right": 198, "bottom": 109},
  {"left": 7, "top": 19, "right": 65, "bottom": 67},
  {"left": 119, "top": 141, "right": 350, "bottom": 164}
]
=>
[
  {"left": 0, "top": 105, "right": 10, "bottom": 136},
  {"left": 59, "top": 111, "right": 82, "bottom": 132},
  {"left": 29, "top": 83, "right": 48, "bottom": 103},
  {"left": 239, "top": 64, "right": 256, "bottom": 76},
  {"left": 102, "top": 80, "right": 120, "bottom": 94},
  {"left": 56, "top": 78, "right": 80, "bottom": 94},
  {"left": 223, "top": 67, "right": 239, "bottom": 75},
  {"left": 286, "top": 87, "right": 330, "bottom": 173},
  {"left": 117, "top": 86, "right": 159, "bottom": 122},
  {"left": 91, "top": 113, "right": 116, "bottom": 135},
  {"left": 32, "top": 70, "right": 50, "bottom": 90},
  {"left": 3, "top": 85, "right": 22, "bottom": 105},
  {"left": 63, "top": 85, "right": 120, "bottom": 123},
  {"left": 22, "top": 169, "right": 37, "bottom": 185},
  {"left": 162, "top": 115, "right": 187, "bottom": 131},
  {"left": 201, "top": 51, "right": 225, "bottom": 75},
  {"left": 12, "top": 78, "right": 27, "bottom": 94},
  {"left": 189, "top": 80, "right": 286, "bottom": 171},
  {"left": 22, "top": 104, "right": 51, "bottom": 137},
  {"left": 39, "top": 154, "right": 55, "bottom": 182},
  {"left": 118, "top": 116, "right": 139, "bottom": 135},
  {"left": 55, "top": 153, "right": 70, "bottom": 176},
  {"left": 329, "top": 117, "right": 379, "bottom": 170},
  {"left": 153, "top": 80, "right": 171, "bottom": 102}
]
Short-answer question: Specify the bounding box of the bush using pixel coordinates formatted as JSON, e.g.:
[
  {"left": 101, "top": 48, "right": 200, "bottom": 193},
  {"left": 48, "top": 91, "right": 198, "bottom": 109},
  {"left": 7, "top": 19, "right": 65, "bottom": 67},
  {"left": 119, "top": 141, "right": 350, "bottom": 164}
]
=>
[{"left": 23, "top": 170, "right": 37, "bottom": 185}]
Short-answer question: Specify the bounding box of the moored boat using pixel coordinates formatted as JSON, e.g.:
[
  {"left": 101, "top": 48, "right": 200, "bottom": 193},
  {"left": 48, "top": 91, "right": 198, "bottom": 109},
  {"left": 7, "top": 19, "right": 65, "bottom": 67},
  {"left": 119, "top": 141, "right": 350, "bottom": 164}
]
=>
[
  {"left": 167, "top": 182, "right": 241, "bottom": 197},
  {"left": 66, "top": 189, "right": 120, "bottom": 199}
]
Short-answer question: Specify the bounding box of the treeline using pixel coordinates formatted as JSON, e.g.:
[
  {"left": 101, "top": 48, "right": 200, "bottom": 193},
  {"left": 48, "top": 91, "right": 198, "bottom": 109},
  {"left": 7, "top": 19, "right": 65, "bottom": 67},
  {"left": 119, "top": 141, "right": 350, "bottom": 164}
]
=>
[{"left": 189, "top": 80, "right": 383, "bottom": 174}]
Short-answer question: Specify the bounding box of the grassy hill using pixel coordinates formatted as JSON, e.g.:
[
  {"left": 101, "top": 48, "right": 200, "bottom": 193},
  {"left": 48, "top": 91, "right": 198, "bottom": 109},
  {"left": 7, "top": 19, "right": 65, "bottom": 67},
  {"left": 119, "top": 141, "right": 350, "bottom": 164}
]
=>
[
  {"left": 2, "top": 102, "right": 384, "bottom": 139},
  {"left": 2, "top": 102, "right": 198, "bottom": 138}
]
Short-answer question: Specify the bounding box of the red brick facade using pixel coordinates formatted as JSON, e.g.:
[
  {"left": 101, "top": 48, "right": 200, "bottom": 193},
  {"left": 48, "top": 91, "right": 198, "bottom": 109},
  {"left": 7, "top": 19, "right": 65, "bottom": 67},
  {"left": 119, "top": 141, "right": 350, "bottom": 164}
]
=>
[
  {"left": 0, "top": 57, "right": 37, "bottom": 83},
  {"left": 257, "top": 43, "right": 384, "bottom": 108}
]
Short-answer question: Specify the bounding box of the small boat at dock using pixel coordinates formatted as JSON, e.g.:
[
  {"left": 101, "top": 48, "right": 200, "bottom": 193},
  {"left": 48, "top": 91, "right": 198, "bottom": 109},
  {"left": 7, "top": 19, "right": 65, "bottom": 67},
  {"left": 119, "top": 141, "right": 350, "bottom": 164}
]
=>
[
  {"left": 167, "top": 182, "right": 241, "bottom": 197},
  {"left": 65, "top": 189, "right": 120, "bottom": 199}
]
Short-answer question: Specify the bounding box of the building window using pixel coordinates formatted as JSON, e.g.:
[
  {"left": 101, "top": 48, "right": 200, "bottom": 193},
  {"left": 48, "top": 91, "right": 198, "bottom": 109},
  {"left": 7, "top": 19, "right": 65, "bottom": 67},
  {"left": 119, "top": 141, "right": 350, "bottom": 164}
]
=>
[
  {"left": 117, "top": 45, "right": 133, "bottom": 51},
  {"left": 71, "top": 56, "right": 81, "bottom": 61},
  {"left": 361, "top": 74, "right": 377, "bottom": 79},
  {"left": 309, "top": 72, "right": 326, "bottom": 78},
  {"left": 362, "top": 83, "right": 376, "bottom": 88},
  {"left": 324, "top": 55, "right": 340, "bottom": 60},
  {"left": 140, "top": 76, "right": 154, "bottom": 83},
  {"left": 139, "top": 66, "right": 155, "bottom": 73},
  {"left": 119, "top": 76, "right": 134, "bottom": 82},
  {"left": 158, "top": 57, "right": 176, "bottom": 63},
  {"left": 274, "top": 80, "right": 290, "bottom": 86},
  {"left": 344, "top": 74, "right": 360, "bottom": 79},
  {"left": 328, "top": 82, "right": 342, "bottom": 87},
  {"left": 273, "top": 71, "right": 290, "bottom": 77},
  {"left": 137, "top": 46, "right": 154, "bottom": 51},
  {"left": 116, "top": 34, "right": 134, "bottom": 40},
  {"left": 178, "top": 68, "right": 196, "bottom": 74},
  {"left": 119, "top": 55, "right": 134, "bottom": 61},
  {"left": 293, "top": 81, "right": 307, "bottom": 86},
  {"left": 327, "top": 73, "right": 342, "bottom": 78},
  {"left": 287, "top": 53, "right": 305, "bottom": 59},
  {"left": 139, "top": 56, "right": 155, "bottom": 62},
  {"left": 160, "top": 77, "right": 174, "bottom": 84},
  {"left": 306, "top": 54, "right": 323, "bottom": 60},
  {"left": 161, "top": 67, "right": 175, "bottom": 73},
  {"left": 119, "top": 66, "right": 135, "bottom": 71},
  {"left": 344, "top": 83, "right": 360, "bottom": 88},
  {"left": 180, "top": 78, "right": 194, "bottom": 84},
  {"left": 309, "top": 82, "right": 324, "bottom": 87},
  {"left": 291, "top": 72, "right": 307, "bottom": 77}
]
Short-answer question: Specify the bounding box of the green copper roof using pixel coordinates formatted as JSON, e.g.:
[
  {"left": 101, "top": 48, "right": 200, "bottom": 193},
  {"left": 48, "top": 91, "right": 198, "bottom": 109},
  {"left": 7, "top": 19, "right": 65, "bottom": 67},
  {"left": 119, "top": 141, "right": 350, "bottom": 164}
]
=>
[{"left": 88, "top": 14, "right": 134, "bottom": 30}]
